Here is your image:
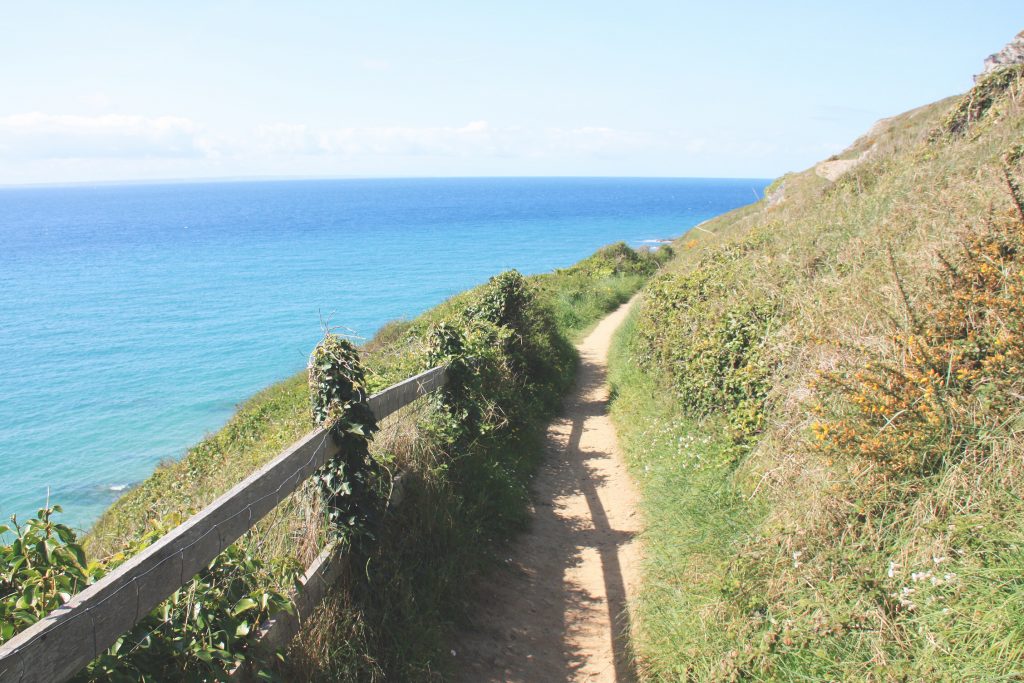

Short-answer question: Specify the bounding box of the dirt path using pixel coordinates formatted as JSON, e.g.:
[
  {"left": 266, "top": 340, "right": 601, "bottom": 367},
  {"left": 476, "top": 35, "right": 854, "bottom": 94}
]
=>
[{"left": 452, "top": 299, "right": 643, "bottom": 682}]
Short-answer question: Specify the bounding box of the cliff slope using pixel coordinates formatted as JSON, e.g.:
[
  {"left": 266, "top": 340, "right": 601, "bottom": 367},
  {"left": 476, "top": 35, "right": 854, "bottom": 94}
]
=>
[{"left": 610, "top": 38, "right": 1024, "bottom": 680}]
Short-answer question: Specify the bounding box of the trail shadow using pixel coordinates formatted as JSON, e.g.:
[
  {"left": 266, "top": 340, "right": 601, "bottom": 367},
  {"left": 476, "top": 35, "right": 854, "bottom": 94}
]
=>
[
  {"left": 451, "top": 346, "right": 638, "bottom": 682},
  {"left": 562, "top": 355, "right": 638, "bottom": 683}
]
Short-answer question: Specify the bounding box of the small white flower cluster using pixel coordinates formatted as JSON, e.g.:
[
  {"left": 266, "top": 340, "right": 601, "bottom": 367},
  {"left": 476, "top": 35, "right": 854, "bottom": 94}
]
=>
[
  {"left": 638, "top": 421, "right": 711, "bottom": 473},
  {"left": 910, "top": 570, "right": 958, "bottom": 586},
  {"left": 896, "top": 586, "right": 917, "bottom": 611},
  {"left": 888, "top": 555, "right": 959, "bottom": 613}
]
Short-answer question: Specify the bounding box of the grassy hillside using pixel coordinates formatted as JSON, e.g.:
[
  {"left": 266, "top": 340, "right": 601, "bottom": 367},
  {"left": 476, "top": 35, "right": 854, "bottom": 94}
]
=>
[
  {"left": 29, "top": 241, "right": 665, "bottom": 680},
  {"left": 610, "top": 66, "right": 1024, "bottom": 680}
]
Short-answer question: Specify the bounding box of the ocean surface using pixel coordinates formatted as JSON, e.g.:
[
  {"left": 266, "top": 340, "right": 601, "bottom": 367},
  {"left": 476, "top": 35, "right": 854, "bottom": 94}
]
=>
[{"left": 0, "top": 177, "right": 767, "bottom": 531}]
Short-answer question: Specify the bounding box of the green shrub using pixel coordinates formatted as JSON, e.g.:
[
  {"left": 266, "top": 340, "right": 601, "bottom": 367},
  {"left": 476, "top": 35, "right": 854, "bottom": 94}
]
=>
[
  {"left": 308, "top": 335, "right": 383, "bottom": 544},
  {"left": 939, "top": 65, "right": 1024, "bottom": 137},
  {"left": 562, "top": 241, "right": 671, "bottom": 278},
  {"left": 1, "top": 506, "right": 294, "bottom": 681},
  {"left": 76, "top": 519, "right": 296, "bottom": 682},
  {"left": 633, "top": 239, "right": 778, "bottom": 443},
  {"left": 7, "top": 242, "right": 658, "bottom": 681},
  {"left": 0, "top": 506, "right": 102, "bottom": 643},
  {"left": 531, "top": 242, "right": 669, "bottom": 339}
]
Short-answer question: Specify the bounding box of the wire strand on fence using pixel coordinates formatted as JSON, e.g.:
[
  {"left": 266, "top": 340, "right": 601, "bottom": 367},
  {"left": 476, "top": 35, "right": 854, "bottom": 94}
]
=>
[{"left": 0, "top": 366, "right": 446, "bottom": 683}]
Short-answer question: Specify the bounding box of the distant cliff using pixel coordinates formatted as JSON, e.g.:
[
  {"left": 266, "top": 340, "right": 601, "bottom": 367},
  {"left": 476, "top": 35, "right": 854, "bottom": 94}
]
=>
[
  {"left": 977, "top": 28, "right": 1024, "bottom": 80},
  {"left": 611, "top": 29, "right": 1024, "bottom": 680}
]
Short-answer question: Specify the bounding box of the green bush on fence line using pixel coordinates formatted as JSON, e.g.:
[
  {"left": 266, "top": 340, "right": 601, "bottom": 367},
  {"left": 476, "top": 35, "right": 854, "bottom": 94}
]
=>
[
  {"left": 2, "top": 241, "right": 663, "bottom": 680},
  {"left": 308, "top": 335, "right": 383, "bottom": 544},
  {"left": 0, "top": 505, "right": 295, "bottom": 680}
]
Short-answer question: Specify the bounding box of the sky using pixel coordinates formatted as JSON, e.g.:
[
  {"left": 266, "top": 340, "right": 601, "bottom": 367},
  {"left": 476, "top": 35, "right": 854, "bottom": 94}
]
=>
[{"left": 1, "top": 1, "right": 1021, "bottom": 185}]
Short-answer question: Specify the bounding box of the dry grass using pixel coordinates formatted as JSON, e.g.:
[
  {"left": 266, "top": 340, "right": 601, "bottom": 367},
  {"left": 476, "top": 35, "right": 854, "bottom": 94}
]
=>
[
  {"left": 611, "top": 68, "right": 1024, "bottom": 680},
  {"left": 77, "top": 245, "right": 658, "bottom": 680}
]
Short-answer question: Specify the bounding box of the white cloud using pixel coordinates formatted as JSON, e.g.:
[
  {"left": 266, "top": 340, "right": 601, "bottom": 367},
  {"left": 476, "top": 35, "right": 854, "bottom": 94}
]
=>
[
  {"left": 315, "top": 121, "right": 502, "bottom": 158},
  {"left": 0, "top": 112, "right": 648, "bottom": 167},
  {"left": 0, "top": 113, "right": 208, "bottom": 160},
  {"left": 250, "top": 123, "right": 319, "bottom": 155},
  {"left": 0, "top": 111, "right": 668, "bottom": 183},
  {"left": 295, "top": 120, "right": 645, "bottom": 160}
]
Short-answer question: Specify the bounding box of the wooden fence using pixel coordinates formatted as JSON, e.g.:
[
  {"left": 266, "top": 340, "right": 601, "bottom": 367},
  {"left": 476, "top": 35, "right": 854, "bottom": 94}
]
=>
[{"left": 0, "top": 365, "right": 448, "bottom": 683}]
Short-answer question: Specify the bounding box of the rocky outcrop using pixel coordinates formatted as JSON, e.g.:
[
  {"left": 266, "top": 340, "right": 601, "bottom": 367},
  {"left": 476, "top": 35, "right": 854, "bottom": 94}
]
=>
[
  {"left": 766, "top": 181, "right": 786, "bottom": 207},
  {"left": 815, "top": 145, "right": 875, "bottom": 182},
  {"left": 977, "top": 30, "right": 1024, "bottom": 81}
]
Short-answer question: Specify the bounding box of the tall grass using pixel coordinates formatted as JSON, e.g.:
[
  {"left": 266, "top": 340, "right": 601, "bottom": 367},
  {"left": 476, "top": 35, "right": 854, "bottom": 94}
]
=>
[
  {"left": 609, "top": 311, "right": 764, "bottom": 680},
  {"left": 610, "top": 66, "right": 1024, "bottom": 680},
  {"left": 73, "top": 242, "right": 664, "bottom": 680}
]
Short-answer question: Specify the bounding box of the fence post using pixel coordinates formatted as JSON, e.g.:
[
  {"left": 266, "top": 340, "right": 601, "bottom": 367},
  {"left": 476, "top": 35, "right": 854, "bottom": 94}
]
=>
[{"left": 308, "top": 335, "right": 383, "bottom": 545}]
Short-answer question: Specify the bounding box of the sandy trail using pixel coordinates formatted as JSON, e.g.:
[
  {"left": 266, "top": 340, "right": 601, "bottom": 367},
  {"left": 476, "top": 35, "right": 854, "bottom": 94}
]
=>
[{"left": 452, "top": 299, "right": 643, "bottom": 682}]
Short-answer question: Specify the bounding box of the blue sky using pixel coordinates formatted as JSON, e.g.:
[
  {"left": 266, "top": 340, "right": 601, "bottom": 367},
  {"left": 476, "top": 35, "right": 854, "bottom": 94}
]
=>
[{"left": 1, "top": 1, "right": 1020, "bottom": 184}]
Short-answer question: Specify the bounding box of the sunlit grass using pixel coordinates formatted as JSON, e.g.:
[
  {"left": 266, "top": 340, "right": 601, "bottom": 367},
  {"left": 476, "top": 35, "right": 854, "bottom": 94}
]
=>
[
  {"left": 79, "top": 242, "right": 660, "bottom": 680},
  {"left": 609, "top": 67, "right": 1024, "bottom": 680}
]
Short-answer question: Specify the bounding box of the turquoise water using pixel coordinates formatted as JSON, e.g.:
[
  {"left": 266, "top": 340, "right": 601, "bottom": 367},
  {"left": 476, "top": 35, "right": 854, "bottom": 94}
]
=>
[{"left": 0, "top": 177, "right": 767, "bottom": 530}]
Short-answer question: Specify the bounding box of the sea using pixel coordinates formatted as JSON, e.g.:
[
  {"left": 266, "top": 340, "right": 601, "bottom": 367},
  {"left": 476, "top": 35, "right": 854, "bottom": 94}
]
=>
[{"left": 0, "top": 177, "right": 768, "bottom": 531}]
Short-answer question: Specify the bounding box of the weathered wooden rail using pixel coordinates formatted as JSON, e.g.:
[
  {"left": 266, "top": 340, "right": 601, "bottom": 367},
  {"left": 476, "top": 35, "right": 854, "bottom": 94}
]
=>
[{"left": 0, "top": 365, "right": 447, "bottom": 683}]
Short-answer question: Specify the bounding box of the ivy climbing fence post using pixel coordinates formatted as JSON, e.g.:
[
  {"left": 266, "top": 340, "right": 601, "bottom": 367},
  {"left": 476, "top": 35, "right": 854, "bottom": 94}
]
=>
[{"left": 0, "top": 355, "right": 447, "bottom": 683}]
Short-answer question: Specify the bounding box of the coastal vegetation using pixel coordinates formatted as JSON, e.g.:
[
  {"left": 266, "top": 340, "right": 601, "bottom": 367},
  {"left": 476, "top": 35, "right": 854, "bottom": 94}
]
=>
[
  {"left": 0, "top": 243, "right": 667, "bottom": 680},
  {"left": 609, "top": 65, "right": 1024, "bottom": 679},
  {"left": 14, "top": 50, "right": 1024, "bottom": 683}
]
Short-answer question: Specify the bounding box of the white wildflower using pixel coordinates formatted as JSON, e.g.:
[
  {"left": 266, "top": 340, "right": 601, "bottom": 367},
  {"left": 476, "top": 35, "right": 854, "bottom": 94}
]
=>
[{"left": 894, "top": 586, "right": 917, "bottom": 611}]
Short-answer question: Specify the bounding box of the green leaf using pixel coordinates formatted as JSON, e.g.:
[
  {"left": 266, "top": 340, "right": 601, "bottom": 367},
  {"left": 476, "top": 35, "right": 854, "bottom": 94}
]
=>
[
  {"left": 65, "top": 543, "right": 87, "bottom": 568},
  {"left": 231, "top": 597, "right": 259, "bottom": 616},
  {"left": 235, "top": 620, "right": 251, "bottom": 637}
]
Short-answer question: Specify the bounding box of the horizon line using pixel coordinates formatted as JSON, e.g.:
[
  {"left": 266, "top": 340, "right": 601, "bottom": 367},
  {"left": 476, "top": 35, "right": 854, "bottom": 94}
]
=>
[{"left": 0, "top": 172, "right": 777, "bottom": 190}]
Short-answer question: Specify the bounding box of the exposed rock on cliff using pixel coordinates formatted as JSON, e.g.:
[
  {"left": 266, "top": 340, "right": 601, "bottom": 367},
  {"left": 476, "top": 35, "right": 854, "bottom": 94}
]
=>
[
  {"left": 977, "top": 30, "right": 1024, "bottom": 81},
  {"left": 815, "top": 146, "right": 875, "bottom": 182}
]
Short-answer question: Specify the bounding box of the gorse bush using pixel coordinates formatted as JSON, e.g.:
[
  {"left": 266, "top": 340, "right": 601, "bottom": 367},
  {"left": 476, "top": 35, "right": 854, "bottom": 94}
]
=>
[
  {"left": 609, "top": 60, "right": 1024, "bottom": 680},
  {"left": 814, "top": 170, "right": 1024, "bottom": 478}
]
